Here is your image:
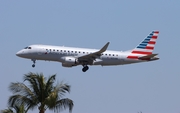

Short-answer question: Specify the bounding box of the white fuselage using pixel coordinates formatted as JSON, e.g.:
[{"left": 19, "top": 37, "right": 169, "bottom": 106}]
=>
[
  {"left": 16, "top": 44, "right": 143, "bottom": 67},
  {"left": 16, "top": 31, "right": 159, "bottom": 72}
]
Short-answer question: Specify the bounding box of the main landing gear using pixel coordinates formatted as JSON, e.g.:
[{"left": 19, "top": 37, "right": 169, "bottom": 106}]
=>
[
  {"left": 31, "top": 59, "right": 36, "bottom": 68},
  {"left": 82, "top": 65, "right": 89, "bottom": 72}
]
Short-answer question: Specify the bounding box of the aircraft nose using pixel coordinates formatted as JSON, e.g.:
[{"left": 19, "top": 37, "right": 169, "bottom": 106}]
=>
[
  {"left": 16, "top": 51, "right": 21, "bottom": 56},
  {"left": 16, "top": 50, "right": 23, "bottom": 57}
]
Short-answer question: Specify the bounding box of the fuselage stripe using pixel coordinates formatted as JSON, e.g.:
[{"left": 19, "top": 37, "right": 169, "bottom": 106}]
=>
[{"left": 127, "top": 56, "right": 138, "bottom": 59}]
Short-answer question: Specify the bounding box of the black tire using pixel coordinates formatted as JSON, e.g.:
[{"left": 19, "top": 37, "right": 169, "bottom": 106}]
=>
[
  {"left": 32, "top": 64, "right": 35, "bottom": 68},
  {"left": 82, "top": 68, "right": 86, "bottom": 72},
  {"left": 85, "top": 66, "right": 89, "bottom": 70}
]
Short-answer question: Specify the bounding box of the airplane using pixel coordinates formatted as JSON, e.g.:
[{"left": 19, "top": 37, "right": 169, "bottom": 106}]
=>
[{"left": 16, "top": 31, "right": 159, "bottom": 72}]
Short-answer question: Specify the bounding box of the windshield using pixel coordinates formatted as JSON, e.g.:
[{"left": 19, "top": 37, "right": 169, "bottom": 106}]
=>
[{"left": 24, "top": 46, "right": 32, "bottom": 49}]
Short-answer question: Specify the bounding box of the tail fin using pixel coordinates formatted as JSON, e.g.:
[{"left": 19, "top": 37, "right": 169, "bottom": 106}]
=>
[
  {"left": 131, "top": 31, "right": 159, "bottom": 55},
  {"left": 127, "top": 31, "right": 159, "bottom": 59}
]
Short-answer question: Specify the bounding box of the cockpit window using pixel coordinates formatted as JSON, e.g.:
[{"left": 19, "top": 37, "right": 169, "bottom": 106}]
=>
[{"left": 24, "top": 47, "right": 32, "bottom": 49}]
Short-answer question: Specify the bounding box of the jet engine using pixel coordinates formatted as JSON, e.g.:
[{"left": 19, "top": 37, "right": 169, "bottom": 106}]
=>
[{"left": 61, "top": 57, "right": 79, "bottom": 67}]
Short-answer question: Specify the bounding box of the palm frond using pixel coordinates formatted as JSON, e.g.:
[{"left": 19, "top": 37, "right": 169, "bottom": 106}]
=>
[
  {"left": 45, "top": 74, "right": 56, "bottom": 98},
  {"left": 1, "top": 107, "right": 14, "bottom": 113},
  {"left": 24, "top": 72, "right": 40, "bottom": 96},
  {"left": 13, "top": 104, "right": 21, "bottom": 113},
  {"left": 44, "top": 90, "right": 58, "bottom": 109},
  {"left": 1, "top": 104, "right": 27, "bottom": 113},
  {"left": 8, "top": 95, "right": 37, "bottom": 111},
  {"left": 55, "top": 82, "right": 71, "bottom": 98},
  {"left": 53, "top": 98, "right": 73, "bottom": 113},
  {"left": 9, "top": 82, "right": 34, "bottom": 98},
  {"left": 35, "top": 73, "right": 48, "bottom": 103}
]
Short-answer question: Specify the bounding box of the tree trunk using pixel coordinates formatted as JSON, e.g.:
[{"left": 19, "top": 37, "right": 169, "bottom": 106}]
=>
[
  {"left": 39, "top": 109, "right": 45, "bottom": 113},
  {"left": 39, "top": 106, "right": 45, "bottom": 113}
]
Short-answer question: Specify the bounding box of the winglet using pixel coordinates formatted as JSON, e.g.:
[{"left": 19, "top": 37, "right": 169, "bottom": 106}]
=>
[{"left": 99, "top": 42, "right": 110, "bottom": 53}]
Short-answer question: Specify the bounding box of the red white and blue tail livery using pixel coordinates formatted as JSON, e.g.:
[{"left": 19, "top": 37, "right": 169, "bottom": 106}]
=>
[
  {"left": 16, "top": 31, "right": 160, "bottom": 72},
  {"left": 127, "top": 31, "right": 159, "bottom": 60}
]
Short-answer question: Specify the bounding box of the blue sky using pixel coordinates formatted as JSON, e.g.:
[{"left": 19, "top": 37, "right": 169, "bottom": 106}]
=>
[{"left": 0, "top": 0, "right": 180, "bottom": 113}]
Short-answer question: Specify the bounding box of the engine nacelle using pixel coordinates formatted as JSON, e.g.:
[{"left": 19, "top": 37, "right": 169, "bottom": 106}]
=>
[
  {"left": 61, "top": 57, "right": 79, "bottom": 67},
  {"left": 62, "top": 63, "right": 73, "bottom": 67}
]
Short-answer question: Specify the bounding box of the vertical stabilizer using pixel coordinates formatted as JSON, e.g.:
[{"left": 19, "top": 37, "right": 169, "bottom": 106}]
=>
[{"left": 127, "top": 31, "right": 159, "bottom": 59}]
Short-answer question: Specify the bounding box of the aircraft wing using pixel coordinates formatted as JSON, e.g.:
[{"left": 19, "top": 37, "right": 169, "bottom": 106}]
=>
[{"left": 77, "top": 42, "right": 110, "bottom": 61}]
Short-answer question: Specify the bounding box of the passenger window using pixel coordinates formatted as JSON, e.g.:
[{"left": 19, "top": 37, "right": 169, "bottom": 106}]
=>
[
  {"left": 64, "top": 50, "right": 66, "bottom": 52},
  {"left": 71, "top": 51, "right": 73, "bottom": 53},
  {"left": 83, "top": 52, "right": 85, "bottom": 54},
  {"left": 109, "top": 54, "right": 111, "bottom": 56},
  {"left": 53, "top": 49, "right": 55, "bottom": 51},
  {"left": 79, "top": 51, "right": 81, "bottom": 53},
  {"left": 75, "top": 51, "right": 77, "bottom": 53}
]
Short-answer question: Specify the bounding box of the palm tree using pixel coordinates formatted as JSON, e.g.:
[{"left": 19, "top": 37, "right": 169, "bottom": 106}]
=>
[
  {"left": 8, "top": 72, "right": 73, "bottom": 113},
  {"left": 1, "top": 107, "right": 13, "bottom": 113},
  {"left": 1, "top": 104, "right": 26, "bottom": 113}
]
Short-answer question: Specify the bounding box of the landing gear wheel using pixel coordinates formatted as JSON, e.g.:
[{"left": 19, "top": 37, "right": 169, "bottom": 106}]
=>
[
  {"left": 32, "top": 64, "right": 35, "bottom": 68},
  {"left": 85, "top": 66, "right": 89, "bottom": 70},
  {"left": 31, "top": 59, "right": 36, "bottom": 68},
  {"left": 82, "top": 68, "right": 86, "bottom": 72},
  {"left": 82, "top": 66, "right": 89, "bottom": 72}
]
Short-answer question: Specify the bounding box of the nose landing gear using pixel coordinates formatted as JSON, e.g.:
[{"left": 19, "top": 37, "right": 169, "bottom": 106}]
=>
[
  {"left": 31, "top": 59, "right": 36, "bottom": 68},
  {"left": 82, "top": 65, "right": 89, "bottom": 72}
]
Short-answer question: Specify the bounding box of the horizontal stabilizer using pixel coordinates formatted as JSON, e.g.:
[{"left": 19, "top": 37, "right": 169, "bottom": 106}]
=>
[{"left": 138, "top": 54, "right": 158, "bottom": 60}]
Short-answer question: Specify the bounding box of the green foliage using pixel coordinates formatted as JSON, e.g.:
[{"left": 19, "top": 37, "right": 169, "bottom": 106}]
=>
[
  {"left": 1, "top": 108, "right": 13, "bottom": 113},
  {"left": 8, "top": 72, "right": 73, "bottom": 113},
  {"left": 1, "top": 104, "right": 25, "bottom": 113}
]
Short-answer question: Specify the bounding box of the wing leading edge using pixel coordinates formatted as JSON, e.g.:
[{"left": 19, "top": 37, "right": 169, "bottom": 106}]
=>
[{"left": 78, "top": 42, "right": 110, "bottom": 61}]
